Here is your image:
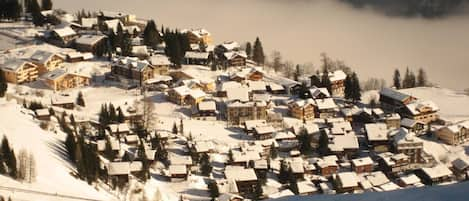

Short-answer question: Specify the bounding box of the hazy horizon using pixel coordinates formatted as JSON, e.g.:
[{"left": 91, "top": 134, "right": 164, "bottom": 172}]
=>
[{"left": 54, "top": 0, "right": 469, "bottom": 90}]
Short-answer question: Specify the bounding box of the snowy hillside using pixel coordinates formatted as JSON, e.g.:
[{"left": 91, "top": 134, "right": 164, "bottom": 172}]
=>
[
  {"left": 363, "top": 87, "right": 469, "bottom": 121},
  {"left": 0, "top": 99, "right": 115, "bottom": 201}
]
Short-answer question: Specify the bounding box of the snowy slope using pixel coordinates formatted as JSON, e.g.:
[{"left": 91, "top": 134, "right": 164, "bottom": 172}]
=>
[{"left": 0, "top": 99, "right": 115, "bottom": 201}]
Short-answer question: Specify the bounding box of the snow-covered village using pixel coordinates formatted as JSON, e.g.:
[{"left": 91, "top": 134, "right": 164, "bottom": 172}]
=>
[{"left": 1, "top": 1, "right": 469, "bottom": 201}]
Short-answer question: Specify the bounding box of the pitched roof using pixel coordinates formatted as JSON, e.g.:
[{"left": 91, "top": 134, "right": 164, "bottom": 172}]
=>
[
  {"left": 224, "top": 166, "right": 257, "bottom": 182},
  {"left": 352, "top": 157, "right": 374, "bottom": 167},
  {"left": 315, "top": 98, "right": 337, "bottom": 110},
  {"left": 52, "top": 26, "right": 77, "bottom": 38},
  {"left": 337, "top": 172, "right": 359, "bottom": 188},
  {"left": 185, "top": 51, "right": 210, "bottom": 59},
  {"left": 1, "top": 59, "right": 35, "bottom": 72},
  {"left": 365, "top": 123, "right": 389, "bottom": 141},
  {"left": 42, "top": 68, "right": 67, "bottom": 80},
  {"left": 30, "top": 50, "right": 57, "bottom": 64},
  {"left": 149, "top": 54, "right": 171, "bottom": 66},
  {"left": 380, "top": 88, "right": 411, "bottom": 102},
  {"left": 75, "top": 35, "right": 106, "bottom": 46},
  {"left": 421, "top": 165, "right": 453, "bottom": 179}
]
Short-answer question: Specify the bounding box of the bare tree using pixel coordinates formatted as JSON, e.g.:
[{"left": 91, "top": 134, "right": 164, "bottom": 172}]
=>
[{"left": 28, "top": 152, "right": 36, "bottom": 183}]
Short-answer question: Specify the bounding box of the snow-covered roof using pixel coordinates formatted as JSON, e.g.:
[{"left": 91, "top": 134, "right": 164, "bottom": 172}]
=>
[
  {"left": 254, "top": 125, "right": 276, "bottom": 134},
  {"left": 297, "top": 181, "right": 319, "bottom": 194},
  {"left": 81, "top": 17, "right": 98, "bottom": 28},
  {"left": 112, "top": 56, "right": 151, "bottom": 71},
  {"left": 247, "top": 80, "right": 267, "bottom": 91},
  {"left": 337, "top": 172, "right": 359, "bottom": 188},
  {"left": 406, "top": 100, "right": 439, "bottom": 115},
  {"left": 169, "top": 165, "right": 187, "bottom": 175},
  {"left": 107, "top": 161, "right": 142, "bottom": 175},
  {"left": 30, "top": 50, "right": 57, "bottom": 64},
  {"left": 52, "top": 26, "right": 77, "bottom": 38},
  {"left": 309, "top": 86, "right": 331, "bottom": 98},
  {"left": 380, "top": 88, "right": 411, "bottom": 102},
  {"left": 392, "top": 128, "right": 423, "bottom": 146},
  {"left": 329, "top": 133, "right": 359, "bottom": 152},
  {"left": 399, "top": 174, "right": 422, "bottom": 186},
  {"left": 219, "top": 41, "right": 240, "bottom": 51},
  {"left": 223, "top": 51, "right": 247, "bottom": 60},
  {"left": 145, "top": 75, "right": 172, "bottom": 84},
  {"left": 184, "top": 51, "right": 210, "bottom": 59},
  {"left": 366, "top": 171, "right": 390, "bottom": 187},
  {"left": 189, "top": 89, "right": 206, "bottom": 99},
  {"left": 267, "top": 82, "right": 285, "bottom": 91},
  {"left": 42, "top": 68, "right": 67, "bottom": 80},
  {"left": 224, "top": 166, "right": 257, "bottom": 182},
  {"left": 232, "top": 150, "right": 261, "bottom": 163},
  {"left": 315, "top": 98, "right": 337, "bottom": 110},
  {"left": 198, "top": 101, "right": 216, "bottom": 111},
  {"left": 104, "top": 19, "right": 124, "bottom": 33},
  {"left": 131, "top": 45, "right": 148, "bottom": 56},
  {"left": 1, "top": 59, "right": 34, "bottom": 72},
  {"left": 75, "top": 35, "right": 106, "bottom": 46},
  {"left": 35, "top": 108, "right": 50, "bottom": 116},
  {"left": 421, "top": 165, "right": 453, "bottom": 179},
  {"left": 352, "top": 157, "right": 374, "bottom": 167},
  {"left": 226, "top": 86, "right": 250, "bottom": 102},
  {"left": 100, "top": 10, "right": 129, "bottom": 18},
  {"left": 274, "top": 131, "right": 296, "bottom": 140},
  {"left": 328, "top": 70, "right": 347, "bottom": 82},
  {"left": 108, "top": 123, "right": 130, "bottom": 133},
  {"left": 365, "top": 123, "right": 389, "bottom": 141},
  {"left": 183, "top": 28, "right": 211, "bottom": 37}
]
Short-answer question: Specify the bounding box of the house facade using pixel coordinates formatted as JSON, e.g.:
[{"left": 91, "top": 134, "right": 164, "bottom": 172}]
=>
[
  {"left": 226, "top": 101, "right": 267, "bottom": 125},
  {"left": 288, "top": 99, "right": 316, "bottom": 121},
  {"left": 42, "top": 69, "right": 91, "bottom": 91},
  {"left": 436, "top": 121, "right": 469, "bottom": 145},
  {"left": 30, "top": 50, "right": 64, "bottom": 74},
  {"left": 1, "top": 59, "right": 39, "bottom": 84}
]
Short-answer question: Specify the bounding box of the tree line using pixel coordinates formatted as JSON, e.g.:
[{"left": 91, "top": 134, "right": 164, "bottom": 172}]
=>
[
  {"left": 393, "top": 67, "right": 429, "bottom": 89},
  {"left": 0, "top": 0, "right": 53, "bottom": 25},
  {"left": 0, "top": 136, "right": 36, "bottom": 183}
]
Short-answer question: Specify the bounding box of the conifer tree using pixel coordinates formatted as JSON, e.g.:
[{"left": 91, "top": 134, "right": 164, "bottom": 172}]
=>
[
  {"left": 76, "top": 91, "right": 85, "bottom": 107},
  {"left": 0, "top": 69, "right": 7, "bottom": 98},
  {"left": 120, "top": 32, "right": 133, "bottom": 56},
  {"left": 393, "top": 69, "right": 401, "bottom": 89},
  {"left": 172, "top": 122, "right": 178, "bottom": 134},
  {"left": 207, "top": 180, "right": 219, "bottom": 200},
  {"left": 318, "top": 130, "right": 329, "bottom": 156},
  {"left": 30, "top": 0, "right": 44, "bottom": 26},
  {"left": 289, "top": 170, "right": 299, "bottom": 195},
  {"left": 310, "top": 73, "right": 321, "bottom": 88},
  {"left": 351, "top": 72, "right": 361, "bottom": 102},
  {"left": 117, "top": 107, "right": 125, "bottom": 123},
  {"left": 138, "top": 139, "right": 150, "bottom": 181},
  {"left": 41, "top": 0, "right": 53, "bottom": 10},
  {"left": 104, "top": 137, "right": 116, "bottom": 161},
  {"left": 270, "top": 142, "right": 277, "bottom": 159},
  {"left": 278, "top": 160, "right": 289, "bottom": 184},
  {"left": 143, "top": 20, "right": 161, "bottom": 49},
  {"left": 344, "top": 74, "right": 353, "bottom": 100},
  {"left": 297, "top": 128, "right": 312, "bottom": 155},
  {"left": 321, "top": 68, "right": 332, "bottom": 94},
  {"left": 199, "top": 153, "right": 212, "bottom": 176},
  {"left": 245, "top": 42, "right": 252, "bottom": 59},
  {"left": 252, "top": 37, "right": 265, "bottom": 65},
  {"left": 227, "top": 149, "right": 234, "bottom": 164},
  {"left": 417, "top": 68, "right": 427, "bottom": 87}
]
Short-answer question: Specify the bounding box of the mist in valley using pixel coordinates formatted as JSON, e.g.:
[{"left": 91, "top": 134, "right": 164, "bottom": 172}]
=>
[{"left": 53, "top": 0, "right": 469, "bottom": 90}]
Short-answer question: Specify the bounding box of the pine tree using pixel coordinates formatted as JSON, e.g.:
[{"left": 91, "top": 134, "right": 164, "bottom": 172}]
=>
[
  {"left": 289, "top": 170, "right": 299, "bottom": 194},
  {"left": 108, "top": 103, "right": 117, "bottom": 123},
  {"left": 310, "top": 73, "right": 321, "bottom": 88},
  {"left": 294, "top": 64, "right": 301, "bottom": 81},
  {"left": 393, "top": 69, "right": 401, "bottom": 89},
  {"left": 0, "top": 69, "right": 7, "bottom": 98},
  {"left": 298, "top": 82, "right": 309, "bottom": 99},
  {"left": 172, "top": 122, "right": 178, "bottom": 134},
  {"left": 252, "top": 37, "right": 265, "bottom": 65},
  {"left": 297, "top": 128, "right": 312, "bottom": 155},
  {"left": 227, "top": 149, "right": 234, "bottom": 164},
  {"left": 270, "top": 142, "right": 277, "bottom": 159},
  {"left": 402, "top": 67, "right": 411, "bottom": 88},
  {"left": 30, "top": 0, "right": 44, "bottom": 26},
  {"left": 278, "top": 160, "right": 289, "bottom": 184},
  {"left": 179, "top": 118, "right": 184, "bottom": 135},
  {"left": 199, "top": 153, "right": 212, "bottom": 176},
  {"left": 117, "top": 107, "right": 125, "bottom": 123},
  {"left": 321, "top": 68, "right": 332, "bottom": 94},
  {"left": 8, "top": 149, "right": 17, "bottom": 178},
  {"left": 318, "top": 130, "right": 329, "bottom": 156},
  {"left": 351, "top": 72, "right": 361, "bottom": 102},
  {"left": 344, "top": 74, "right": 353, "bottom": 100},
  {"left": 64, "top": 131, "right": 76, "bottom": 161},
  {"left": 207, "top": 180, "right": 219, "bottom": 200},
  {"left": 409, "top": 71, "right": 416, "bottom": 88},
  {"left": 41, "top": 0, "right": 53, "bottom": 10},
  {"left": 76, "top": 91, "right": 85, "bottom": 107},
  {"left": 104, "top": 137, "right": 116, "bottom": 161},
  {"left": 138, "top": 139, "right": 150, "bottom": 181},
  {"left": 245, "top": 42, "right": 252, "bottom": 59},
  {"left": 417, "top": 68, "right": 427, "bottom": 87},
  {"left": 143, "top": 20, "right": 161, "bottom": 49},
  {"left": 120, "top": 32, "right": 133, "bottom": 56}
]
